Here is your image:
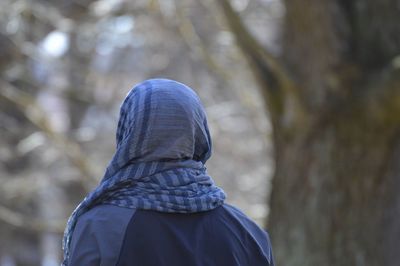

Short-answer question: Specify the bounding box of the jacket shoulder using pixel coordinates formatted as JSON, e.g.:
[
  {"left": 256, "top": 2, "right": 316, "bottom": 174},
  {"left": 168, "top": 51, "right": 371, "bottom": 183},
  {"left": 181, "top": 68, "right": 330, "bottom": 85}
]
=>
[
  {"left": 221, "top": 204, "right": 274, "bottom": 265},
  {"left": 68, "top": 204, "right": 136, "bottom": 266}
]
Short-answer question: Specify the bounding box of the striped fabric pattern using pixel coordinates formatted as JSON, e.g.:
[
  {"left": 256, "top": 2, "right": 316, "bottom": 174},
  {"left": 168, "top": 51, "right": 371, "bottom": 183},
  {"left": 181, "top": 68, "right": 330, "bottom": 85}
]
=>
[{"left": 62, "top": 79, "right": 226, "bottom": 265}]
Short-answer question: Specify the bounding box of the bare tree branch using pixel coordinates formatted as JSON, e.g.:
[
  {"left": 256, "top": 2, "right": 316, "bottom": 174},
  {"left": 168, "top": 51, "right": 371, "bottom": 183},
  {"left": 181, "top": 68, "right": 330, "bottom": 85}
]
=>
[
  {"left": 218, "top": 0, "right": 305, "bottom": 130},
  {"left": 174, "top": 2, "right": 233, "bottom": 84},
  {"left": 0, "top": 204, "right": 65, "bottom": 233},
  {"left": 0, "top": 80, "right": 98, "bottom": 190},
  {"left": 217, "top": 0, "right": 295, "bottom": 116},
  {"left": 151, "top": 0, "right": 235, "bottom": 91}
]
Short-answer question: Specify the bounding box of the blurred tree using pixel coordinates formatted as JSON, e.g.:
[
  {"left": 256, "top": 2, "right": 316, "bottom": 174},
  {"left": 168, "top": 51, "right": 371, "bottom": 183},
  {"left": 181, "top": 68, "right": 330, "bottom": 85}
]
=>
[{"left": 220, "top": 0, "right": 400, "bottom": 265}]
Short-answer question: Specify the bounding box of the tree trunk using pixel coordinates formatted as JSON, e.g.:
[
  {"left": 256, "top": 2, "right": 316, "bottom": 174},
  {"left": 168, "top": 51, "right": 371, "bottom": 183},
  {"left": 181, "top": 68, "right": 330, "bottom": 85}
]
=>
[
  {"left": 219, "top": 0, "right": 400, "bottom": 265},
  {"left": 270, "top": 101, "right": 400, "bottom": 265}
]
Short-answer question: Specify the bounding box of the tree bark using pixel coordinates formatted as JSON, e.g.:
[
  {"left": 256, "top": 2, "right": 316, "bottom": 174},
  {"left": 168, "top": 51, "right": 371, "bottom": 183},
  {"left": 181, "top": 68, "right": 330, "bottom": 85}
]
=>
[{"left": 219, "top": 0, "right": 400, "bottom": 265}]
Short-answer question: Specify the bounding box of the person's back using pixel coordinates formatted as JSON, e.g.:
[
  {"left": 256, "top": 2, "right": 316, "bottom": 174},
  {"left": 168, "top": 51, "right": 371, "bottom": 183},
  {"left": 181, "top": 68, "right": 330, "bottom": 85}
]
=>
[
  {"left": 63, "top": 79, "right": 274, "bottom": 266},
  {"left": 69, "top": 204, "right": 274, "bottom": 265}
]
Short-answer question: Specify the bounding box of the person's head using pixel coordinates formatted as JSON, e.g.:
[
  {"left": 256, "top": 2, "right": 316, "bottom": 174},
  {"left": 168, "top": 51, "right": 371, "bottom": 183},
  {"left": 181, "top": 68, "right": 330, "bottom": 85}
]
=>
[
  {"left": 63, "top": 79, "right": 225, "bottom": 265},
  {"left": 115, "top": 78, "right": 212, "bottom": 166}
]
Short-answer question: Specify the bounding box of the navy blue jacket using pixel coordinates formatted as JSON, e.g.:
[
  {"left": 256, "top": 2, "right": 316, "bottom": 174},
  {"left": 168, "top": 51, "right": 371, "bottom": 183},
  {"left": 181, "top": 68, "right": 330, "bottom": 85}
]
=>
[{"left": 68, "top": 203, "right": 274, "bottom": 266}]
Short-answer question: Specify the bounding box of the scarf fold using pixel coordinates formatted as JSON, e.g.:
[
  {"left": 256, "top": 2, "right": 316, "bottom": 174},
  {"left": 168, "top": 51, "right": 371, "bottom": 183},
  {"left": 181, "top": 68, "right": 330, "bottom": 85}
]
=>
[{"left": 62, "top": 79, "right": 226, "bottom": 265}]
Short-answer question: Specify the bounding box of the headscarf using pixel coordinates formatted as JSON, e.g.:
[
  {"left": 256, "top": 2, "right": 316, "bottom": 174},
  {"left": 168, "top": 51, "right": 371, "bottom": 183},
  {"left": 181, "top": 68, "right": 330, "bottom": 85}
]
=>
[{"left": 62, "top": 78, "right": 226, "bottom": 265}]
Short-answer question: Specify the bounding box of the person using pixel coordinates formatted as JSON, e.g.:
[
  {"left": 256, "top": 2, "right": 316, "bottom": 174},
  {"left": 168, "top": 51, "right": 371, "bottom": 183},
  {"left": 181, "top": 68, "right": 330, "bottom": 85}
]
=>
[{"left": 62, "top": 78, "right": 274, "bottom": 266}]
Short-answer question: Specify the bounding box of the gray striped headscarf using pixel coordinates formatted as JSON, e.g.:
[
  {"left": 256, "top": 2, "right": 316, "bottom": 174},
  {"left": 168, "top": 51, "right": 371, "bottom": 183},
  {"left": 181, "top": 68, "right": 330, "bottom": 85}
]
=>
[{"left": 62, "top": 78, "right": 226, "bottom": 265}]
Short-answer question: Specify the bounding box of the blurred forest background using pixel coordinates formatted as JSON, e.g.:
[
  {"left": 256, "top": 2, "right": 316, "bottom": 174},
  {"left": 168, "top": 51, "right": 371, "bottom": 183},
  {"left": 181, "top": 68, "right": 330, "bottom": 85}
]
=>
[{"left": 1, "top": 0, "right": 400, "bottom": 265}]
